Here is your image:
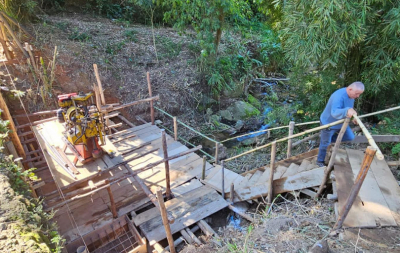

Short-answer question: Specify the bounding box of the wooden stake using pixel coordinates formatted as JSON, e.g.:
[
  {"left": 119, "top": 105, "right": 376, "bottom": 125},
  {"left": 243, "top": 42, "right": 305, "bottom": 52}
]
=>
[
  {"left": 353, "top": 115, "right": 384, "bottom": 160},
  {"left": 105, "top": 179, "right": 118, "bottom": 218},
  {"left": 316, "top": 117, "right": 350, "bottom": 198},
  {"left": 147, "top": 72, "right": 155, "bottom": 125},
  {"left": 221, "top": 160, "right": 225, "bottom": 199},
  {"left": 0, "top": 23, "right": 11, "bottom": 60},
  {"left": 287, "top": 121, "right": 295, "bottom": 158},
  {"left": 179, "top": 229, "right": 193, "bottom": 244},
  {"left": 25, "top": 43, "right": 39, "bottom": 75},
  {"left": 173, "top": 116, "right": 178, "bottom": 141},
  {"left": 268, "top": 141, "right": 277, "bottom": 204},
  {"left": 228, "top": 204, "right": 254, "bottom": 223},
  {"left": 215, "top": 142, "right": 219, "bottom": 164},
  {"left": 201, "top": 156, "right": 206, "bottom": 180},
  {"left": 161, "top": 130, "right": 172, "bottom": 199},
  {"left": 156, "top": 189, "right": 176, "bottom": 253},
  {"left": 333, "top": 147, "right": 377, "bottom": 229},
  {"left": 0, "top": 92, "right": 25, "bottom": 158},
  {"left": 230, "top": 183, "right": 234, "bottom": 203},
  {"left": 93, "top": 64, "right": 111, "bottom": 134},
  {"left": 185, "top": 227, "right": 202, "bottom": 245},
  {"left": 197, "top": 220, "right": 218, "bottom": 238}
]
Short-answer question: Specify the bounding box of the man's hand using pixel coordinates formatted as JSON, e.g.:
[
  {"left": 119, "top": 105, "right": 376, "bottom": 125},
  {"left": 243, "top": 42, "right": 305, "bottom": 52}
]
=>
[{"left": 347, "top": 108, "right": 358, "bottom": 124}]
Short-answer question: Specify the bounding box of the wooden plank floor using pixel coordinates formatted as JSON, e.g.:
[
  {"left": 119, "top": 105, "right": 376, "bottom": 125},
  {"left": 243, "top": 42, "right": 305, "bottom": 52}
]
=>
[
  {"left": 36, "top": 122, "right": 217, "bottom": 248},
  {"left": 134, "top": 184, "right": 228, "bottom": 245},
  {"left": 335, "top": 148, "right": 400, "bottom": 228}
]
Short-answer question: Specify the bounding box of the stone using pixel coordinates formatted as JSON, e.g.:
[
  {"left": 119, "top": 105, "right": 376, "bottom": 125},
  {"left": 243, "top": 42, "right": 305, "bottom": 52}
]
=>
[
  {"left": 0, "top": 234, "right": 6, "bottom": 240},
  {"left": 227, "top": 101, "right": 260, "bottom": 121},
  {"left": 0, "top": 223, "right": 5, "bottom": 231},
  {"left": 234, "top": 120, "right": 244, "bottom": 130},
  {"left": 308, "top": 239, "right": 330, "bottom": 253},
  {"left": 217, "top": 110, "right": 233, "bottom": 121}
]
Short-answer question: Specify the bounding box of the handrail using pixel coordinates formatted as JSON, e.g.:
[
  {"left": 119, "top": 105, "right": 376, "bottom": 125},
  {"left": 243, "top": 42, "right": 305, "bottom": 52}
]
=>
[
  {"left": 154, "top": 106, "right": 218, "bottom": 144},
  {"left": 353, "top": 115, "right": 384, "bottom": 160},
  {"left": 223, "top": 105, "right": 400, "bottom": 162},
  {"left": 220, "top": 120, "right": 320, "bottom": 143}
]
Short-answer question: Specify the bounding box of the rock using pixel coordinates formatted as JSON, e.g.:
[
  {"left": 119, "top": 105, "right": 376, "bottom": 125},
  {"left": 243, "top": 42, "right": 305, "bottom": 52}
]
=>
[
  {"left": 0, "top": 223, "right": 5, "bottom": 231},
  {"left": 222, "top": 83, "right": 243, "bottom": 98},
  {"left": 0, "top": 234, "right": 6, "bottom": 240},
  {"left": 217, "top": 110, "right": 233, "bottom": 121},
  {"left": 308, "top": 239, "right": 330, "bottom": 253},
  {"left": 198, "top": 95, "right": 218, "bottom": 111},
  {"left": 234, "top": 120, "right": 244, "bottom": 130},
  {"left": 227, "top": 101, "right": 260, "bottom": 121}
]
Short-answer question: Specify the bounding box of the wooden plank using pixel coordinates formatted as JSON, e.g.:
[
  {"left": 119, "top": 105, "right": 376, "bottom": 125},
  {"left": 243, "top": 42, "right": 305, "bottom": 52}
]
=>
[
  {"left": 334, "top": 149, "right": 376, "bottom": 228},
  {"left": 233, "top": 167, "right": 325, "bottom": 202},
  {"left": 139, "top": 186, "right": 228, "bottom": 245},
  {"left": 247, "top": 170, "right": 263, "bottom": 186},
  {"left": 204, "top": 167, "right": 242, "bottom": 193},
  {"left": 369, "top": 157, "right": 400, "bottom": 226},
  {"left": 346, "top": 149, "right": 397, "bottom": 226},
  {"left": 274, "top": 165, "right": 288, "bottom": 179},
  {"left": 298, "top": 159, "right": 311, "bottom": 172},
  {"left": 282, "top": 163, "right": 300, "bottom": 177},
  {"left": 242, "top": 148, "right": 319, "bottom": 176},
  {"left": 171, "top": 179, "right": 203, "bottom": 197},
  {"left": 255, "top": 167, "right": 270, "bottom": 185},
  {"left": 351, "top": 135, "right": 400, "bottom": 143}
]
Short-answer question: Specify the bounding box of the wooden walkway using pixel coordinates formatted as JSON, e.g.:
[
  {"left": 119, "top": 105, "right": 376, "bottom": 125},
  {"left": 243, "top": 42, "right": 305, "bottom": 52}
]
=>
[
  {"left": 33, "top": 121, "right": 223, "bottom": 252},
  {"left": 335, "top": 149, "right": 400, "bottom": 228}
]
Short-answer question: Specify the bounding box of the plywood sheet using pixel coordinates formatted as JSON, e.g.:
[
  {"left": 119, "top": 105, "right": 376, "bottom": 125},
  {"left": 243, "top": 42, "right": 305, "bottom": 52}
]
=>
[
  {"left": 334, "top": 149, "right": 376, "bottom": 228},
  {"left": 346, "top": 149, "right": 397, "bottom": 226}
]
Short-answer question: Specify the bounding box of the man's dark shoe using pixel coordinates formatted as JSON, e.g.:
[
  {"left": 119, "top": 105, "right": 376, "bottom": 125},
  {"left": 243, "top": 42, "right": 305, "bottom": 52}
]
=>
[{"left": 316, "top": 161, "right": 326, "bottom": 167}]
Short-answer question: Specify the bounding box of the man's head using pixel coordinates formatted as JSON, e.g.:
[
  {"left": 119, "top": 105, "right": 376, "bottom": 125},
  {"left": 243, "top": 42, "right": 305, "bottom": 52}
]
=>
[{"left": 346, "top": 81, "right": 365, "bottom": 99}]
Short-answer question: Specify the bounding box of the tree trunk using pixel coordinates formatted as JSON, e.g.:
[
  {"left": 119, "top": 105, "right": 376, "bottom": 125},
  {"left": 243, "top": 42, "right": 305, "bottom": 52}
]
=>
[{"left": 214, "top": 7, "right": 224, "bottom": 54}]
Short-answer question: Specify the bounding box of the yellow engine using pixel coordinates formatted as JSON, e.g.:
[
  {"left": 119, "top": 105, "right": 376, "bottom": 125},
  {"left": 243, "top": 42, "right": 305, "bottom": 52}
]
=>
[{"left": 57, "top": 92, "right": 105, "bottom": 161}]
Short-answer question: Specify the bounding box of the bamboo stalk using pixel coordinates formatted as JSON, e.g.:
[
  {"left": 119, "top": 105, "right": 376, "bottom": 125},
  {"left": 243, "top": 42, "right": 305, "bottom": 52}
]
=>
[
  {"left": 201, "top": 156, "right": 206, "bottom": 180},
  {"left": 268, "top": 141, "right": 277, "bottom": 204},
  {"left": 0, "top": 15, "right": 29, "bottom": 58},
  {"left": 104, "top": 96, "right": 160, "bottom": 112},
  {"left": 156, "top": 189, "right": 176, "bottom": 253},
  {"left": 147, "top": 72, "right": 155, "bottom": 125},
  {"left": 224, "top": 120, "right": 345, "bottom": 162},
  {"left": 173, "top": 116, "right": 178, "bottom": 141},
  {"left": 287, "top": 121, "right": 295, "bottom": 158},
  {"left": 0, "top": 25, "right": 11, "bottom": 60},
  {"left": 315, "top": 117, "right": 350, "bottom": 198},
  {"left": 161, "top": 130, "right": 172, "bottom": 199},
  {"left": 353, "top": 115, "right": 384, "bottom": 160},
  {"left": 334, "top": 147, "right": 377, "bottom": 229}
]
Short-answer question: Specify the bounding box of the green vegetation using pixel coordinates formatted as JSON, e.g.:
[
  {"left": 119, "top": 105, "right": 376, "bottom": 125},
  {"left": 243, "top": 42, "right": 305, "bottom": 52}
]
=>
[{"left": 0, "top": 116, "right": 64, "bottom": 252}]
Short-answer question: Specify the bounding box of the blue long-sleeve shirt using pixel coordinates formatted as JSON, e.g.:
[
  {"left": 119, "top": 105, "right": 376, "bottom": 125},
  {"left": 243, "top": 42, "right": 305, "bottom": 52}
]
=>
[{"left": 320, "top": 88, "right": 354, "bottom": 129}]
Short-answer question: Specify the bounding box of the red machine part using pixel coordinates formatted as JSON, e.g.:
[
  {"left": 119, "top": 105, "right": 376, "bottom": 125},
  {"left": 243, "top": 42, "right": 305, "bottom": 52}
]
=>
[{"left": 57, "top": 93, "right": 77, "bottom": 102}]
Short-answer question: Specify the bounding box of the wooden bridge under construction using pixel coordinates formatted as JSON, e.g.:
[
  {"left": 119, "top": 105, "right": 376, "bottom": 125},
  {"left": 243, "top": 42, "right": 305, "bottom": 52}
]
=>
[{"left": 2, "top": 69, "right": 400, "bottom": 253}]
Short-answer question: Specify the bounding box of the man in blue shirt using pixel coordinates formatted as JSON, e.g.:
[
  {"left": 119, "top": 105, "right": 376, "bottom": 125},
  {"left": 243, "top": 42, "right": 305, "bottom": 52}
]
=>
[{"left": 316, "top": 82, "right": 365, "bottom": 167}]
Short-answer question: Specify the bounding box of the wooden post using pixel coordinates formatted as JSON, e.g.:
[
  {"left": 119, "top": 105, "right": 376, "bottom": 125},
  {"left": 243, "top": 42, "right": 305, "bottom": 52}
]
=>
[
  {"left": 161, "top": 130, "right": 172, "bottom": 199},
  {"left": 0, "top": 92, "right": 25, "bottom": 158},
  {"left": 221, "top": 160, "right": 225, "bottom": 199},
  {"left": 146, "top": 72, "right": 155, "bottom": 125},
  {"left": 230, "top": 183, "right": 234, "bottom": 203},
  {"left": 105, "top": 179, "right": 118, "bottom": 218},
  {"left": 0, "top": 23, "right": 11, "bottom": 60},
  {"left": 267, "top": 141, "right": 277, "bottom": 204},
  {"left": 287, "top": 121, "right": 295, "bottom": 158},
  {"left": 173, "top": 116, "right": 178, "bottom": 141},
  {"left": 215, "top": 142, "right": 219, "bottom": 164},
  {"left": 316, "top": 117, "right": 351, "bottom": 198},
  {"left": 201, "top": 156, "right": 206, "bottom": 180},
  {"left": 334, "top": 147, "right": 377, "bottom": 229},
  {"left": 156, "top": 189, "right": 176, "bottom": 253},
  {"left": 93, "top": 64, "right": 111, "bottom": 134}
]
